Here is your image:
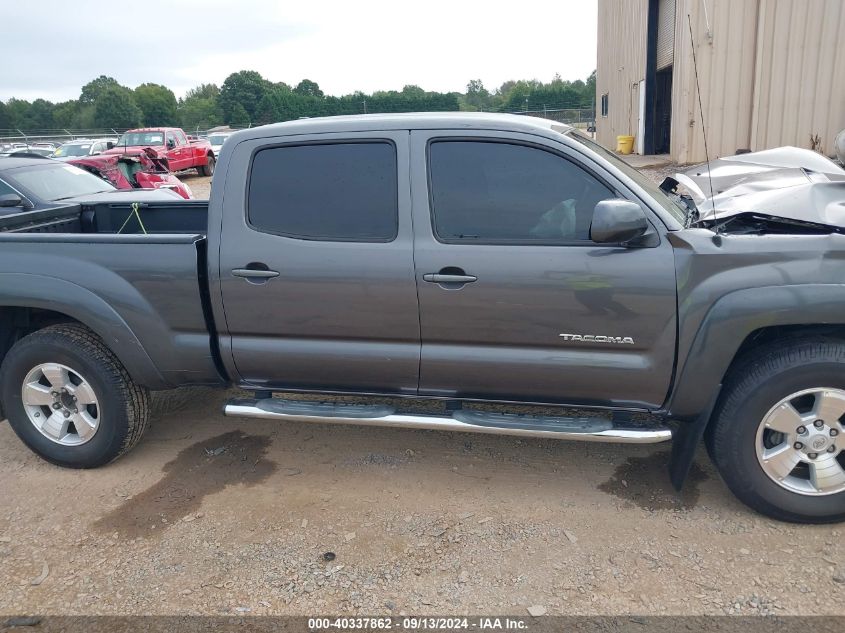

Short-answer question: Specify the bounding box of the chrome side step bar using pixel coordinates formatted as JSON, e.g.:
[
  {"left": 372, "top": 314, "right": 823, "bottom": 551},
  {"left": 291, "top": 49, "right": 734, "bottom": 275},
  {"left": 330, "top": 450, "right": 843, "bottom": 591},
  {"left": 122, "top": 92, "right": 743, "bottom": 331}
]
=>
[{"left": 223, "top": 398, "right": 672, "bottom": 444}]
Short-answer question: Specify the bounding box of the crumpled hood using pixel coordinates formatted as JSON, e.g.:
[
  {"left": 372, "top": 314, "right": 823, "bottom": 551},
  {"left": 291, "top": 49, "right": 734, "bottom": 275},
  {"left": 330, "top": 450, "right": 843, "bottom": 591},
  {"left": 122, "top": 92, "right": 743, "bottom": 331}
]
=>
[{"left": 674, "top": 147, "right": 845, "bottom": 227}]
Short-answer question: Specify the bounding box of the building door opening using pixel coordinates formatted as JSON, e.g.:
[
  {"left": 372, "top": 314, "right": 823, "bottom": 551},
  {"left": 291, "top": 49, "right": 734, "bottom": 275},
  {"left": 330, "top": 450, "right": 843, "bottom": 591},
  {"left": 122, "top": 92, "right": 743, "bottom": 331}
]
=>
[
  {"left": 645, "top": 0, "right": 675, "bottom": 155},
  {"left": 654, "top": 66, "right": 672, "bottom": 154}
]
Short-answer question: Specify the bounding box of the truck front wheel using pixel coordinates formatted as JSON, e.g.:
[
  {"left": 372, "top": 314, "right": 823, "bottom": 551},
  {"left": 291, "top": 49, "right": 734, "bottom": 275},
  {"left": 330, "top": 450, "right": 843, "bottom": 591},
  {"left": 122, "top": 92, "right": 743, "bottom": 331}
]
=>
[
  {"left": 0, "top": 324, "right": 149, "bottom": 468},
  {"left": 708, "top": 338, "right": 845, "bottom": 523}
]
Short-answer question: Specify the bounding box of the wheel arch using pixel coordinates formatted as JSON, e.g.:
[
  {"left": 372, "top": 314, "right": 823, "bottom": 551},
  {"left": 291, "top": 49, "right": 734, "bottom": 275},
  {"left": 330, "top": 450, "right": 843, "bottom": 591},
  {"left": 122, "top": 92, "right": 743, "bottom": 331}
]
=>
[
  {"left": 0, "top": 278, "right": 168, "bottom": 398},
  {"left": 667, "top": 284, "right": 845, "bottom": 420}
]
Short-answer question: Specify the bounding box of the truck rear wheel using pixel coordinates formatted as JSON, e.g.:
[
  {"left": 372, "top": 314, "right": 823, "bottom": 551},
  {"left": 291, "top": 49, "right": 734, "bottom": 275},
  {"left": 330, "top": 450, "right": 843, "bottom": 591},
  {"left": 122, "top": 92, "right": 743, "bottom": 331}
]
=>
[
  {"left": 0, "top": 324, "right": 149, "bottom": 468},
  {"left": 199, "top": 155, "right": 215, "bottom": 176},
  {"left": 708, "top": 338, "right": 845, "bottom": 523}
]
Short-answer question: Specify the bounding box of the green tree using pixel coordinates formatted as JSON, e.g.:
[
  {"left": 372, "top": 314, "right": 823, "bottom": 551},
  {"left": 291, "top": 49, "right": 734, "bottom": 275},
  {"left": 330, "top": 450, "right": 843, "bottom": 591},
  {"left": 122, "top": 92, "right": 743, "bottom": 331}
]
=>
[
  {"left": 465, "top": 79, "right": 491, "bottom": 111},
  {"left": 178, "top": 83, "right": 222, "bottom": 131},
  {"left": 133, "top": 83, "right": 177, "bottom": 126},
  {"left": 294, "top": 79, "right": 323, "bottom": 99},
  {"left": 0, "top": 101, "right": 12, "bottom": 129},
  {"left": 93, "top": 86, "right": 142, "bottom": 129},
  {"left": 80, "top": 75, "right": 122, "bottom": 105},
  {"left": 585, "top": 70, "right": 596, "bottom": 105},
  {"left": 27, "top": 99, "right": 55, "bottom": 129},
  {"left": 185, "top": 83, "right": 220, "bottom": 101},
  {"left": 5, "top": 98, "right": 32, "bottom": 128},
  {"left": 228, "top": 102, "right": 250, "bottom": 127},
  {"left": 219, "top": 70, "right": 269, "bottom": 123},
  {"left": 52, "top": 100, "right": 80, "bottom": 128}
]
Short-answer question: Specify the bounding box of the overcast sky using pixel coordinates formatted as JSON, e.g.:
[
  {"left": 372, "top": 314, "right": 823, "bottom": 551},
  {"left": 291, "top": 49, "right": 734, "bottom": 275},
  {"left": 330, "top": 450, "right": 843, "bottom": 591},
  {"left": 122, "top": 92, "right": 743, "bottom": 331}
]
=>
[{"left": 1, "top": 0, "right": 598, "bottom": 102}]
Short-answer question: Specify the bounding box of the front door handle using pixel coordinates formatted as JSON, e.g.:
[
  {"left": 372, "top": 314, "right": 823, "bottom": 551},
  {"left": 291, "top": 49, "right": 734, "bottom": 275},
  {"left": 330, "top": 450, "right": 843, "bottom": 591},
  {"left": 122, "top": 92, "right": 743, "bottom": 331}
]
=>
[
  {"left": 232, "top": 265, "right": 279, "bottom": 280},
  {"left": 423, "top": 273, "right": 477, "bottom": 284}
]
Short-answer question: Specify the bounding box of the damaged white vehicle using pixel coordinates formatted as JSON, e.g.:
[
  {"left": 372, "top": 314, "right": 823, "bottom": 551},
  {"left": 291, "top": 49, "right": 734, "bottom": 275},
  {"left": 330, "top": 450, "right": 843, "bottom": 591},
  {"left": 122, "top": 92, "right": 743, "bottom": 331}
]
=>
[{"left": 662, "top": 147, "right": 845, "bottom": 233}]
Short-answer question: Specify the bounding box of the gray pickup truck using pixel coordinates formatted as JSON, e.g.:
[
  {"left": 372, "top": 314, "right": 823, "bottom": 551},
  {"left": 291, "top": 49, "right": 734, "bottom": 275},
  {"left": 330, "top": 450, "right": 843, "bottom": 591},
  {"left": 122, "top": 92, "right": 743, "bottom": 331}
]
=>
[{"left": 2, "top": 113, "right": 845, "bottom": 523}]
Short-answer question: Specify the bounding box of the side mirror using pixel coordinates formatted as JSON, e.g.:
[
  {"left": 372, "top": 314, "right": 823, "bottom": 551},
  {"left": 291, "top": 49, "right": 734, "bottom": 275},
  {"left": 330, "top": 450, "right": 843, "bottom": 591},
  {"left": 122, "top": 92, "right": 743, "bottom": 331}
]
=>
[
  {"left": 0, "top": 193, "right": 25, "bottom": 208},
  {"left": 106, "top": 142, "right": 115, "bottom": 150},
  {"left": 167, "top": 139, "right": 176, "bottom": 148},
  {"left": 590, "top": 199, "right": 649, "bottom": 244}
]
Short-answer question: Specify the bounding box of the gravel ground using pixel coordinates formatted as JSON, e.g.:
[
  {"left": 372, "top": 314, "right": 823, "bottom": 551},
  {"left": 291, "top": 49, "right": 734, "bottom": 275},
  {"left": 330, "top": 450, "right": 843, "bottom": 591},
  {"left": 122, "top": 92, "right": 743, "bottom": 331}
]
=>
[
  {"left": 180, "top": 173, "right": 211, "bottom": 199},
  {"left": 2, "top": 387, "right": 845, "bottom": 616},
  {"left": 3, "top": 161, "right": 844, "bottom": 618}
]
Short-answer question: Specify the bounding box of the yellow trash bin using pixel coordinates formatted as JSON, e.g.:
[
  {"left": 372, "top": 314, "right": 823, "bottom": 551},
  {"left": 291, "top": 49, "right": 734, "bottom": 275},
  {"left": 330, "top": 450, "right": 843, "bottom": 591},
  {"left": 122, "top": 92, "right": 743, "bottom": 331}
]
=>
[{"left": 616, "top": 135, "right": 635, "bottom": 155}]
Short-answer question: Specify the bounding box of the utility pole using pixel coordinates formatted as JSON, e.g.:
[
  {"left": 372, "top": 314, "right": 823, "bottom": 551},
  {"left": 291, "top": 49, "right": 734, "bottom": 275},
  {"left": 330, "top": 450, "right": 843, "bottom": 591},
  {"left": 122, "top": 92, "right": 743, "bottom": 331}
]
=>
[{"left": 363, "top": 99, "right": 367, "bottom": 114}]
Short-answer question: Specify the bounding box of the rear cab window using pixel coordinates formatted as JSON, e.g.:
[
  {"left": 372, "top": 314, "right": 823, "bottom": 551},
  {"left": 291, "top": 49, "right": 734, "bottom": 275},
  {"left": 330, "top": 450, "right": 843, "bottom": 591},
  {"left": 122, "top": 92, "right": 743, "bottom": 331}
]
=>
[{"left": 247, "top": 142, "right": 398, "bottom": 242}]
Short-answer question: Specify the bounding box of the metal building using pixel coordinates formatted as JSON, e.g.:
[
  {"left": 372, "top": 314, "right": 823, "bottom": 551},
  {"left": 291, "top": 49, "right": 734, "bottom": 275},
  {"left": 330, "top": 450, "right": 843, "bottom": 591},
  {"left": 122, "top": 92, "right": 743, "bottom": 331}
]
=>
[{"left": 596, "top": 0, "right": 845, "bottom": 164}]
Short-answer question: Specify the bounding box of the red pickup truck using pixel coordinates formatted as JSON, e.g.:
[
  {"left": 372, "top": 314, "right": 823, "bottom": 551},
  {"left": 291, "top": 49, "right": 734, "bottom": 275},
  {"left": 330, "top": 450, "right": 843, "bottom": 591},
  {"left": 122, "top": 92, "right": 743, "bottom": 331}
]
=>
[{"left": 104, "top": 127, "right": 215, "bottom": 176}]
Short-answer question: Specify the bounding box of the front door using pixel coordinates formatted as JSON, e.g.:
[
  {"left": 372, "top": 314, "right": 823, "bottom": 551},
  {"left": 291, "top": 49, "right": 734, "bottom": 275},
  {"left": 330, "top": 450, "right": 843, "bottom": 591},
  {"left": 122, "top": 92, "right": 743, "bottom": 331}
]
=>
[
  {"left": 409, "top": 131, "right": 677, "bottom": 408},
  {"left": 219, "top": 132, "right": 420, "bottom": 394}
]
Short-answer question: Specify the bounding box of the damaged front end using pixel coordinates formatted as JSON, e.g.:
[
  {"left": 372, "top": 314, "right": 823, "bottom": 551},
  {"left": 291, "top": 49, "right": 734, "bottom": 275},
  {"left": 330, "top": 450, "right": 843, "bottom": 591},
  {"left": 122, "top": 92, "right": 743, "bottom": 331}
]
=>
[{"left": 661, "top": 146, "right": 845, "bottom": 235}]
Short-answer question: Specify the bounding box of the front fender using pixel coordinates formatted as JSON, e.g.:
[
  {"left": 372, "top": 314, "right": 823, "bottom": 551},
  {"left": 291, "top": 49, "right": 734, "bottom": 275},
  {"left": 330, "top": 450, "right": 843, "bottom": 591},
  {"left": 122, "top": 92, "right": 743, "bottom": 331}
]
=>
[
  {"left": 0, "top": 273, "right": 167, "bottom": 389},
  {"left": 667, "top": 284, "right": 845, "bottom": 419}
]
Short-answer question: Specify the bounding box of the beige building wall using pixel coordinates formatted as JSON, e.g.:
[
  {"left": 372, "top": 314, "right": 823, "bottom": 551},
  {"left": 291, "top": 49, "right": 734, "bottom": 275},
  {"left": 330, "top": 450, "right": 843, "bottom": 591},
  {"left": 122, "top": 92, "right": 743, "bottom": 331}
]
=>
[
  {"left": 595, "top": 0, "right": 648, "bottom": 150},
  {"left": 670, "top": 0, "right": 760, "bottom": 163},
  {"left": 597, "top": 0, "right": 845, "bottom": 163},
  {"left": 749, "top": 0, "right": 845, "bottom": 156}
]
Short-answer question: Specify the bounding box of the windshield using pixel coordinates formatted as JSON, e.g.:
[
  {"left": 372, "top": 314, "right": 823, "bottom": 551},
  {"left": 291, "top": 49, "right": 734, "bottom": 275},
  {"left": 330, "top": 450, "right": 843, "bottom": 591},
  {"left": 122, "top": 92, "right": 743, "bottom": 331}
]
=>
[
  {"left": 115, "top": 131, "right": 164, "bottom": 147},
  {"left": 7, "top": 163, "right": 115, "bottom": 200},
  {"left": 209, "top": 135, "right": 229, "bottom": 145},
  {"left": 566, "top": 131, "right": 686, "bottom": 224},
  {"left": 53, "top": 143, "right": 92, "bottom": 157}
]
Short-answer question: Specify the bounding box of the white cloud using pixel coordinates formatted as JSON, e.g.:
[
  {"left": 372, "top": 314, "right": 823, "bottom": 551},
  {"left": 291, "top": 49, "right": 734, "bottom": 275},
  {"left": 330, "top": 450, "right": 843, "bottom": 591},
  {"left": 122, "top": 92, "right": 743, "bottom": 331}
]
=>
[{"left": 1, "top": 0, "right": 597, "bottom": 101}]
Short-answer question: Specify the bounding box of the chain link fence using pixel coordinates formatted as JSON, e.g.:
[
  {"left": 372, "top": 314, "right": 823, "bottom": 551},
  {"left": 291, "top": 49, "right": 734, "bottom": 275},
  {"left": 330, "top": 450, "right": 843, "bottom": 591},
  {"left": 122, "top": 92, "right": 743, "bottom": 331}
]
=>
[
  {"left": 0, "top": 128, "right": 131, "bottom": 145},
  {"left": 505, "top": 107, "right": 595, "bottom": 129},
  {"left": 1, "top": 110, "right": 595, "bottom": 146}
]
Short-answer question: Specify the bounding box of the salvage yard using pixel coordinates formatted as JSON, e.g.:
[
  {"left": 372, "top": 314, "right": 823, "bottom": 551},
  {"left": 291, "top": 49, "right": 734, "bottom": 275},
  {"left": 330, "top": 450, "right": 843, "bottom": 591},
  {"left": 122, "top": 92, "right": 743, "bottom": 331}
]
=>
[{"left": 1, "top": 386, "right": 844, "bottom": 616}]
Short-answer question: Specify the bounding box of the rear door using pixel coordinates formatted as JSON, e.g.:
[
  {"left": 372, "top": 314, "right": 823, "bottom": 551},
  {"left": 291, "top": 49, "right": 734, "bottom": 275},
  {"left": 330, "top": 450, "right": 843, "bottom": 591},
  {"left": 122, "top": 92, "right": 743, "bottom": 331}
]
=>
[
  {"left": 409, "top": 130, "right": 677, "bottom": 408},
  {"left": 218, "top": 131, "right": 420, "bottom": 394}
]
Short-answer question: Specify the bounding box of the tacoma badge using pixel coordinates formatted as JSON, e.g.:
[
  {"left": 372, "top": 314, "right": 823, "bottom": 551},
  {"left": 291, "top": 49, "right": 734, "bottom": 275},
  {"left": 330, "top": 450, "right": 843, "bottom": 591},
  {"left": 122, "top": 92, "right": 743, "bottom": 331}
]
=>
[{"left": 559, "top": 333, "right": 635, "bottom": 345}]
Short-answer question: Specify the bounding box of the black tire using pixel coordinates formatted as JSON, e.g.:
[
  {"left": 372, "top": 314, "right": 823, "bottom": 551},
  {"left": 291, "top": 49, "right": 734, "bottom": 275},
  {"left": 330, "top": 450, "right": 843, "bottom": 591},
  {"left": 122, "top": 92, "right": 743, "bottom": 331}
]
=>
[
  {"left": 199, "top": 155, "right": 215, "bottom": 177},
  {"left": 0, "top": 324, "right": 149, "bottom": 468},
  {"left": 707, "top": 337, "right": 845, "bottom": 523}
]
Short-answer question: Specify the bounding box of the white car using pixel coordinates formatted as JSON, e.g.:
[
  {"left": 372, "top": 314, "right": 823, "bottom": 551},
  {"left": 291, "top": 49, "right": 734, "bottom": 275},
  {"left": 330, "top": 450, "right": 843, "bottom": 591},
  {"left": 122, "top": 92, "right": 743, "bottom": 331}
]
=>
[
  {"left": 208, "top": 132, "right": 231, "bottom": 160},
  {"left": 52, "top": 139, "right": 114, "bottom": 161}
]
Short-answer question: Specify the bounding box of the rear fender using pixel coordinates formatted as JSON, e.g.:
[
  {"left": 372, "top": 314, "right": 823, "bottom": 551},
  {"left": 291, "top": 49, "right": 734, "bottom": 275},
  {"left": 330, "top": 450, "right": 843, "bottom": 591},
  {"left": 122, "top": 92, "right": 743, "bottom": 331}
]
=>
[{"left": 0, "top": 273, "right": 166, "bottom": 388}]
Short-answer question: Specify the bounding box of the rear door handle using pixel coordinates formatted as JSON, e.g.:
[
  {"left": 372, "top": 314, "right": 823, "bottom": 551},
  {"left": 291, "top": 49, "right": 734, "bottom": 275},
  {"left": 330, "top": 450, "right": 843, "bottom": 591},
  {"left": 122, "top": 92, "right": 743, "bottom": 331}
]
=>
[
  {"left": 423, "top": 274, "right": 477, "bottom": 284},
  {"left": 232, "top": 268, "right": 279, "bottom": 279}
]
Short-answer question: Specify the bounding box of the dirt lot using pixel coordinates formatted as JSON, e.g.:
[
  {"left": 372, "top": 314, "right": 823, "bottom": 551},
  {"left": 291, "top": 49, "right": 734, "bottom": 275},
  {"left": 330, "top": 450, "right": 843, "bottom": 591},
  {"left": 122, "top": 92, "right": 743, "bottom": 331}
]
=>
[
  {"left": 2, "top": 387, "right": 845, "bottom": 616},
  {"left": 2, "top": 164, "right": 845, "bottom": 617},
  {"left": 180, "top": 172, "right": 212, "bottom": 199}
]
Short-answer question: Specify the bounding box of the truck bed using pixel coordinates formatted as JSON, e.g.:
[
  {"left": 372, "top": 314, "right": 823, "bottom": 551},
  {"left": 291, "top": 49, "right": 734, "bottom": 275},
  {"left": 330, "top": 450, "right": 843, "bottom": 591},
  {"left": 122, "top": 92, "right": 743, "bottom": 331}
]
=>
[
  {"left": 0, "top": 199, "right": 221, "bottom": 389},
  {"left": 0, "top": 199, "right": 208, "bottom": 235}
]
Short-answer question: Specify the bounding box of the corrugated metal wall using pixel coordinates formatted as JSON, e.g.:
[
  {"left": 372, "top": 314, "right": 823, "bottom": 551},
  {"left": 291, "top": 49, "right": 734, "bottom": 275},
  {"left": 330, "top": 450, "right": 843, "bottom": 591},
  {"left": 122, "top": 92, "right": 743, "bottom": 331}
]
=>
[
  {"left": 670, "top": 0, "right": 760, "bottom": 163},
  {"left": 595, "top": 0, "right": 649, "bottom": 149},
  {"left": 597, "top": 0, "right": 845, "bottom": 163},
  {"left": 750, "top": 0, "right": 845, "bottom": 156}
]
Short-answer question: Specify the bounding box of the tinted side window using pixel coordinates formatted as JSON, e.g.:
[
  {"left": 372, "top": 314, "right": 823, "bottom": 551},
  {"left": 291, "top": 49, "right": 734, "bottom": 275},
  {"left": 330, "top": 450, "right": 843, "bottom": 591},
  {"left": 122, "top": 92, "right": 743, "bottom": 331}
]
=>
[
  {"left": 248, "top": 142, "right": 398, "bottom": 241},
  {"left": 429, "top": 141, "right": 614, "bottom": 244}
]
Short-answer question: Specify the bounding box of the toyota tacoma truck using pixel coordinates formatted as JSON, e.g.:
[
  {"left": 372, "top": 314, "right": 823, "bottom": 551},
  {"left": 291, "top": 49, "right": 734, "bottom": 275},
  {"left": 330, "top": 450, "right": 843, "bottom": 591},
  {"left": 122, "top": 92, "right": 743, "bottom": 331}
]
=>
[
  {"left": 105, "top": 127, "right": 215, "bottom": 175},
  {"left": 2, "top": 113, "right": 845, "bottom": 523}
]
